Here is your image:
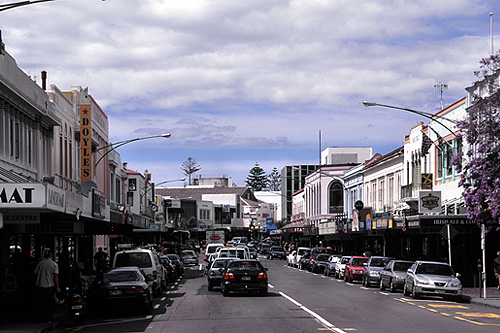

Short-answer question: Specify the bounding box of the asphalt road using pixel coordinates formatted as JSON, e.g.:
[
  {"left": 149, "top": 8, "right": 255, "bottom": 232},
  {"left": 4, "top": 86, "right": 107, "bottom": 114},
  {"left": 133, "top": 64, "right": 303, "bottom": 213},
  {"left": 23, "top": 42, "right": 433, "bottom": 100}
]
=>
[{"left": 57, "top": 256, "right": 500, "bottom": 333}]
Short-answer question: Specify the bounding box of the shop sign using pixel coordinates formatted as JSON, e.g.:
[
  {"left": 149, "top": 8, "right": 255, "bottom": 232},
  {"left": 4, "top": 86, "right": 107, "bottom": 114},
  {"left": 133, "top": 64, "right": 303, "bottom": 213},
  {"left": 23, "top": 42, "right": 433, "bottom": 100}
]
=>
[
  {"left": 376, "top": 217, "right": 389, "bottom": 229},
  {"left": 92, "top": 188, "right": 106, "bottom": 219},
  {"left": 46, "top": 184, "right": 66, "bottom": 213},
  {"left": 80, "top": 104, "right": 92, "bottom": 182},
  {"left": 0, "top": 184, "right": 45, "bottom": 208},
  {"left": 2, "top": 212, "right": 40, "bottom": 224},
  {"left": 420, "top": 216, "right": 474, "bottom": 228},
  {"left": 419, "top": 191, "right": 441, "bottom": 214}
]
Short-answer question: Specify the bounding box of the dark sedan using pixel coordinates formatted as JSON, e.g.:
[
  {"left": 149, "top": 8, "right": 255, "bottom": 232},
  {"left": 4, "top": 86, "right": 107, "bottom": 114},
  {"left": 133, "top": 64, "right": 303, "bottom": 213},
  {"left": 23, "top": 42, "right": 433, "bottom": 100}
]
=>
[
  {"left": 88, "top": 267, "right": 153, "bottom": 314},
  {"left": 165, "top": 254, "right": 185, "bottom": 276},
  {"left": 267, "top": 246, "right": 286, "bottom": 260},
  {"left": 206, "top": 258, "right": 232, "bottom": 290},
  {"left": 298, "top": 253, "right": 311, "bottom": 270},
  {"left": 160, "top": 255, "right": 178, "bottom": 282},
  {"left": 379, "top": 260, "right": 414, "bottom": 292},
  {"left": 310, "top": 253, "right": 331, "bottom": 273},
  {"left": 221, "top": 259, "right": 268, "bottom": 296}
]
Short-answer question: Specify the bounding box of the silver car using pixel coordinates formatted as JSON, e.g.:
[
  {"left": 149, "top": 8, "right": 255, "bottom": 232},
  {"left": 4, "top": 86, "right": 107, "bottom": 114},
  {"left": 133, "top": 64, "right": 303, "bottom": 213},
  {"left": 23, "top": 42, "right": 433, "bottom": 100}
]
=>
[
  {"left": 403, "top": 261, "right": 462, "bottom": 301},
  {"left": 206, "top": 258, "right": 232, "bottom": 291}
]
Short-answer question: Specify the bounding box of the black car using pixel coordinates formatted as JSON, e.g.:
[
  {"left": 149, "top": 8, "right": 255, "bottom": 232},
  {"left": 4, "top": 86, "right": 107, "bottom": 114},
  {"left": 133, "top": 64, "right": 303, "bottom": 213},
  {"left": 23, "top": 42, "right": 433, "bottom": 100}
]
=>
[
  {"left": 165, "top": 254, "right": 185, "bottom": 276},
  {"left": 298, "top": 253, "right": 311, "bottom": 270},
  {"left": 221, "top": 259, "right": 268, "bottom": 296},
  {"left": 309, "top": 253, "right": 331, "bottom": 273},
  {"left": 267, "top": 246, "right": 286, "bottom": 260},
  {"left": 88, "top": 266, "right": 153, "bottom": 314},
  {"left": 160, "top": 255, "right": 178, "bottom": 282}
]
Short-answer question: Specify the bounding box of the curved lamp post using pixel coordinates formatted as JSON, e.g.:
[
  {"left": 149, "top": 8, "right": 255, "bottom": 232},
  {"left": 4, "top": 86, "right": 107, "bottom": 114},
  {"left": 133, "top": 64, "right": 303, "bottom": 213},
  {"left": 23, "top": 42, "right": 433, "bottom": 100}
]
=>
[
  {"left": 1, "top": 0, "right": 54, "bottom": 12},
  {"left": 362, "top": 101, "right": 458, "bottom": 136},
  {"left": 94, "top": 133, "right": 171, "bottom": 168}
]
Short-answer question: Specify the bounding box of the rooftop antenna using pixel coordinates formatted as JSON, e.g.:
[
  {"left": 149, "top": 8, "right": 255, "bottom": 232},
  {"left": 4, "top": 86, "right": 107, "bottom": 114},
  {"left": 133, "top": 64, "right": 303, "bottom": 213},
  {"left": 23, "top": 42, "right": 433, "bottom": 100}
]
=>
[{"left": 434, "top": 79, "right": 448, "bottom": 110}]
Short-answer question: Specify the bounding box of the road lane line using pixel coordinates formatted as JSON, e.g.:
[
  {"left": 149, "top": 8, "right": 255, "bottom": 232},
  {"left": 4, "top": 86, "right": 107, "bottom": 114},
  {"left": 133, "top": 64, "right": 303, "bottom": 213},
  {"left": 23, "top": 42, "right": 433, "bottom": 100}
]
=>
[
  {"left": 279, "top": 292, "right": 345, "bottom": 333},
  {"left": 268, "top": 284, "right": 275, "bottom": 288}
]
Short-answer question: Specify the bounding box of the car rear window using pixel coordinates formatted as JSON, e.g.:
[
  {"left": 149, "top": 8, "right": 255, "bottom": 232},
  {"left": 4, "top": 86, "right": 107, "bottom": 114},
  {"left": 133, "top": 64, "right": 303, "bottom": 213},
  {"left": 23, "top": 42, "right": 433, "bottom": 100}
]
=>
[
  {"left": 228, "top": 261, "right": 263, "bottom": 270},
  {"left": 212, "top": 260, "right": 229, "bottom": 268},
  {"left": 106, "top": 270, "right": 140, "bottom": 282},
  {"left": 115, "top": 252, "right": 152, "bottom": 268}
]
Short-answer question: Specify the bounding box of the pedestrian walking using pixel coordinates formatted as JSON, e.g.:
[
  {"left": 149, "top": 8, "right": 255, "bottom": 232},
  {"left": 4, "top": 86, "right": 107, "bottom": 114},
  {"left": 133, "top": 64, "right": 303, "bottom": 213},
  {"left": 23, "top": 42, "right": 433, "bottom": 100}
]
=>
[
  {"left": 493, "top": 251, "right": 500, "bottom": 290},
  {"left": 93, "top": 247, "right": 108, "bottom": 273},
  {"left": 34, "top": 251, "right": 60, "bottom": 323}
]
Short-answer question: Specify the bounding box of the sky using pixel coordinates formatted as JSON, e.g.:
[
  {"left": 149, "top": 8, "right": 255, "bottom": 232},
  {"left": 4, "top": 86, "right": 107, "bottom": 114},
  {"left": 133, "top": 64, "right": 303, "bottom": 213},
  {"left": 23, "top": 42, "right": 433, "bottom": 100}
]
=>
[{"left": 2, "top": 0, "right": 500, "bottom": 187}]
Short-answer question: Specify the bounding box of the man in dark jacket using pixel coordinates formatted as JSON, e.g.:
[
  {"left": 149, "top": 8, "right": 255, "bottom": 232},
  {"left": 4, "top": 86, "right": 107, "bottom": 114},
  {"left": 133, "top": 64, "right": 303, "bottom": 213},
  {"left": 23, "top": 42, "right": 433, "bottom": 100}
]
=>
[{"left": 493, "top": 251, "right": 500, "bottom": 290}]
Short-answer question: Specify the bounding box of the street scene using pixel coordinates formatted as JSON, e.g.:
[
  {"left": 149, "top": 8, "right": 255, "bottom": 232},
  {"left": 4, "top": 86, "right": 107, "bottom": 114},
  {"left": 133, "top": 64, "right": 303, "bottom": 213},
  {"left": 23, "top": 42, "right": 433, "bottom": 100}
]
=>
[{"left": 3, "top": 1, "right": 500, "bottom": 332}]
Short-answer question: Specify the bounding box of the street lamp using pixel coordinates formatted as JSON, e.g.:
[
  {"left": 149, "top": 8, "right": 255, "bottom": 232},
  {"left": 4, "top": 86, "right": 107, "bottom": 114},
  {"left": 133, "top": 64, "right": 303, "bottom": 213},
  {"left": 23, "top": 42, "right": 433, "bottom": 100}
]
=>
[
  {"left": 94, "top": 133, "right": 171, "bottom": 167},
  {"left": 0, "top": 0, "right": 54, "bottom": 12},
  {"left": 362, "top": 101, "right": 458, "bottom": 136}
]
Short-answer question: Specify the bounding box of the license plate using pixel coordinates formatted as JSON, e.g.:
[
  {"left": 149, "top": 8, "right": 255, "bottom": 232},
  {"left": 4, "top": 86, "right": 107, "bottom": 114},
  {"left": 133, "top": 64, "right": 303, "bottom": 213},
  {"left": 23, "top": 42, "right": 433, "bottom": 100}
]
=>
[
  {"left": 110, "top": 290, "right": 122, "bottom": 295},
  {"left": 241, "top": 276, "right": 251, "bottom": 281},
  {"left": 71, "top": 305, "right": 83, "bottom": 310},
  {"left": 435, "top": 289, "right": 445, "bottom": 293}
]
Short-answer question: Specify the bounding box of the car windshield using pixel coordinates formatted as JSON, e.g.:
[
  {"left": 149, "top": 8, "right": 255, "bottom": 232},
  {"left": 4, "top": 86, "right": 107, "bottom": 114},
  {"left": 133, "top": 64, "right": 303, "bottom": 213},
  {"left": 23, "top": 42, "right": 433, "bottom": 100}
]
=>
[
  {"left": 228, "top": 261, "right": 263, "bottom": 271},
  {"left": 371, "top": 258, "right": 390, "bottom": 267},
  {"left": 393, "top": 262, "right": 413, "bottom": 271},
  {"left": 316, "top": 254, "right": 330, "bottom": 261},
  {"left": 106, "top": 270, "right": 140, "bottom": 282},
  {"left": 166, "top": 254, "right": 179, "bottom": 261},
  {"left": 341, "top": 257, "right": 350, "bottom": 264},
  {"left": 352, "top": 258, "right": 368, "bottom": 266},
  {"left": 416, "top": 263, "right": 454, "bottom": 276},
  {"left": 115, "top": 253, "right": 152, "bottom": 268}
]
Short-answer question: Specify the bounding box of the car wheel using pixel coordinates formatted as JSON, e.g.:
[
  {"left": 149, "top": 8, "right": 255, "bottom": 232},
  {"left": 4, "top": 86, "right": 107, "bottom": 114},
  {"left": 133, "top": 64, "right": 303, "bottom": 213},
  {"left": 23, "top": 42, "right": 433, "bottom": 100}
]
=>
[
  {"left": 222, "top": 288, "right": 229, "bottom": 297},
  {"left": 344, "top": 273, "right": 348, "bottom": 282},
  {"left": 412, "top": 284, "right": 419, "bottom": 299},
  {"left": 365, "top": 278, "right": 371, "bottom": 288},
  {"left": 389, "top": 280, "right": 396, "bottom": 293},
  {"left": 348, "top": 274, "right": 353, "bottom": 283},
  {"left": 208, "top": 282, "right": 213, "bottom": 291},
  {"left": 260, "top": 288, "right": 268, "bottom": 296},
  {"left": 379, "top": 279, "right": 385, "bottom": 291},
  {"left": 324, "top": 269, "right": 328, "bottom": 276},
  {"left": 403, "top": 282, "right": 410, "bottom": 296}
]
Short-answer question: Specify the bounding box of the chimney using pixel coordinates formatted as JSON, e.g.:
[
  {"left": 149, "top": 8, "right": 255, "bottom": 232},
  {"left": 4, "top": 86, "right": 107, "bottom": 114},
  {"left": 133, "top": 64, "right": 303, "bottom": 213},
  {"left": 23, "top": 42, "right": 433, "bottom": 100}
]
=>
[{"left": 41, "top": 70, "right": 47, "bottom": 90}]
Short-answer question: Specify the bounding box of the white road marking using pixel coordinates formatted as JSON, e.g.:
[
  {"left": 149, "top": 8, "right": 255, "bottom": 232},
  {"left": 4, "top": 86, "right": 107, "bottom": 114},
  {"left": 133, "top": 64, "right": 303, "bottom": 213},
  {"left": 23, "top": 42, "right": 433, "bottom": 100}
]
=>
[
  {"left": 160, "top": 297, "right": 166, "bottom": 301},
  {"left": 154, "top": 304, "right": 160, "bottom": 309},
  {"left": 379, "top": 292, "right": 390, "bottom": 296},
  {"left": 280, "top": 292, "right": 346, "bottom": 333}
]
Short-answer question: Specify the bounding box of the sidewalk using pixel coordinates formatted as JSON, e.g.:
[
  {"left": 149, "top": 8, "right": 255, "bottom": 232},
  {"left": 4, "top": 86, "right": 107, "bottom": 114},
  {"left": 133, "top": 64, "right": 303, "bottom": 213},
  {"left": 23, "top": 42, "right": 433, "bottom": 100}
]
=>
[{"left": 462, "top": 287, "right": 500, "bottom": 308}]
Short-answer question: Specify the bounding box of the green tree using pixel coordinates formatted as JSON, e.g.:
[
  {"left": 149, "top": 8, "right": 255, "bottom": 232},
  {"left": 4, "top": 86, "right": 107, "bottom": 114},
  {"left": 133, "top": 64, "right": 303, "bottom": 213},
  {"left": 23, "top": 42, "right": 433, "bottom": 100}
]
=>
[
  {"left": 180, "top": 157, "right": 201, "bottom": 185},
  {"left": 245, "top": 162, "right": 267, "bottom": 191},
  {"left": 267, "top": 167, "right": 281, "bottom": 191}
]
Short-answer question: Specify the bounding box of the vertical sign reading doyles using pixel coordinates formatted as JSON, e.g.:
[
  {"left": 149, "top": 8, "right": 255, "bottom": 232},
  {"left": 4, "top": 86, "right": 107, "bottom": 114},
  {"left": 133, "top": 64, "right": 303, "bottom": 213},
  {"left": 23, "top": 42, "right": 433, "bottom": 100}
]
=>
[{"left": 80, "top": 104, "right": 92, "bottom": 182}]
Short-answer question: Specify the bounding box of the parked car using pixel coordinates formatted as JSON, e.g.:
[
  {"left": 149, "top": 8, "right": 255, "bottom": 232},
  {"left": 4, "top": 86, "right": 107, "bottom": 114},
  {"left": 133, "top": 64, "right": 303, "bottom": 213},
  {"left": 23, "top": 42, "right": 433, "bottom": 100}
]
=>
[
  {"left": 267, "top": 246, "right": 286, "bottom": 260},
  {"left": 379, "top": 260, "right": 414, "bottom": 292},
  {"left": 88, "top": 266, "right": 153, "bottom": 314},
  {"left": 221, "top": 259, "right": 268, "bottom": 296},
  {"left": 362, "top": 256, "right": 394, "bottom": 287},
  {"left": 165, "top": 254, "right": 185, "bottom": 276},
  {"left": 159, "top": 255, "right": 178, "bottom": 283},
  {"left": 113, "top": 248, "right": 164, "bottom": 296},
  {"left": 298, "top": 253, "right": 312, "bottom": 270},
  {"left": 287, "top": 250, "right": 297, "bottom": 266},
  {"left": 324, "top": 255, "right": 342, "bottom": 276},
  {"left": 294, "top": 247, "right": 311, "bottom": 268},
  {"left": 259, "top": 243, "right": 272, "bottom": 255},
  {"left": 180, "top": 250, "right": 199, "bottom": 266},
  {"left": 310, "top": 253, "right": 331, "bottom": 273},
  {"left": 344, "top": 256, "right": 369, "bottom": 283},
  {"left": 403, "top": 261, "right": 462, "bottom": 300},
  {"left": 206, "top": 258, "right": 233, "bottom": 291},
  {"left": 334, "top": 256, "right": 351, "bottom": 279}
]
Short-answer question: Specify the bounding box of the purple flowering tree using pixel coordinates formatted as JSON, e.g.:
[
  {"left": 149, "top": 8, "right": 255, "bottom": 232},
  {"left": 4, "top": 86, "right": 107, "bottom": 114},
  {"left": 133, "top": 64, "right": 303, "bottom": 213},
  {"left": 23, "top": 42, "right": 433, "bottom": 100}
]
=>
[{"left": 454, "top": 53, "right": 500, "bottom": 225}]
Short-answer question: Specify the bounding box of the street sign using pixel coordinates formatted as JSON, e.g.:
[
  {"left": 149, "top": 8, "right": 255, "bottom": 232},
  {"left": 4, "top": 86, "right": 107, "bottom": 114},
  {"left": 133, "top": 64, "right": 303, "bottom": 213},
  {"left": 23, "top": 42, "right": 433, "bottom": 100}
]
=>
[
  {"left": 440, "top": 224, "right": 458, "bottom": 240},
  {"left": 355, "top": 200, "right": 364, "bottom": 211}
]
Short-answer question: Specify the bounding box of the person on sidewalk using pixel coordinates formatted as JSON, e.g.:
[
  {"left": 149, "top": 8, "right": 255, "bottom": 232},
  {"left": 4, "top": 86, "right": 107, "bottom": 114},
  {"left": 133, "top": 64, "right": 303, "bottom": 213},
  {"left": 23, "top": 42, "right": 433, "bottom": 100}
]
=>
[
  {"left": 494, "top": 251, "right": 500, "bottom": 290},
  {"left": 34, "top": 251, "right": 61, "bottom": 323}
]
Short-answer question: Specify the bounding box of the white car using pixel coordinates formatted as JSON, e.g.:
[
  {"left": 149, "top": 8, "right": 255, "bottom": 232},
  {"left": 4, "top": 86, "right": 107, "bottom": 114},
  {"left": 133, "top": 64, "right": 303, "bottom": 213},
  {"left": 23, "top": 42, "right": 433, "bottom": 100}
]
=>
[
  {"left": 334, "top": 255, "right": 351, "bottom": 279},
  {"left": 287, "top": 250, "right": 297, "bottom": 266}
]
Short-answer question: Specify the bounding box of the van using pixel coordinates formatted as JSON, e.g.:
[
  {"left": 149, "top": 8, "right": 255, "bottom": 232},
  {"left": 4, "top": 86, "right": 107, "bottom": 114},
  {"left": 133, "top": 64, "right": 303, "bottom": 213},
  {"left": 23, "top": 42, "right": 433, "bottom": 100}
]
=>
[
  {"left": 205, "top": 243, "right": 224, "bottom": 261},
  {"left": 216, "top": 247, "right": 249, "bottom": 259},
  {"left": 113, "top": 248, "right": 164, "bottom": 296}
]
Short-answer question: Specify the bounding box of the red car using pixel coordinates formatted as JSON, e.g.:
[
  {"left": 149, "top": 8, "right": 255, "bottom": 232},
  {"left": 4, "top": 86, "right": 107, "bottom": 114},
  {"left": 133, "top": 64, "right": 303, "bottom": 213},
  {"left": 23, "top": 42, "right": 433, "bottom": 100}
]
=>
[{"left": 344, "top": 256, "right": 369, "bottom": 283}]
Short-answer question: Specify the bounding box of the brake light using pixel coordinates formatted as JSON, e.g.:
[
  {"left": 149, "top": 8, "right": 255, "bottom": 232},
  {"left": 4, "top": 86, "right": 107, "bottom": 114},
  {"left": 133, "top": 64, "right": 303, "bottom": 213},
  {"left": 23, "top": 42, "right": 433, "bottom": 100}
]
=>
[
  {"left": 257, "top": 272, "right": 267, "bottom": 279},
  {"left": 224, "top": 273, "right": 235, "bottom": 280},
  {"left": 125, "top": 287, "right": 144, "bottom": 293}
]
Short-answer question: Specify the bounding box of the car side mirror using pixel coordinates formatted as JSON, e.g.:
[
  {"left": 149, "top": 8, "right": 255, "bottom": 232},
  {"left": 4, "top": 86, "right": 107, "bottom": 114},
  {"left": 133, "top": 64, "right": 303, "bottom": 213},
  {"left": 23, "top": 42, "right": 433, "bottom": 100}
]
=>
[
  {"left": 455, "top": 272, "right": 461, "bottom": 278},
  {"left": 406, "top": 269, "right": 412, "bottom": 274},
  {"left": 363, "top": 263, "right": 367, "bottom": 266}
]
